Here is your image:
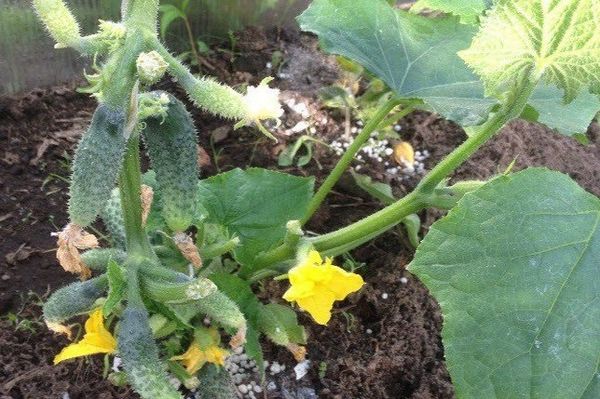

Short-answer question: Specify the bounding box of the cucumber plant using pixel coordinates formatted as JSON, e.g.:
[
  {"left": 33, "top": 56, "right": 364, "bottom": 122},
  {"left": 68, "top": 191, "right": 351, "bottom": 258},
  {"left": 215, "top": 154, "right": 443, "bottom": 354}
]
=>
[{"left": 34, "top": 0, "right": 599, "bottom": 398}]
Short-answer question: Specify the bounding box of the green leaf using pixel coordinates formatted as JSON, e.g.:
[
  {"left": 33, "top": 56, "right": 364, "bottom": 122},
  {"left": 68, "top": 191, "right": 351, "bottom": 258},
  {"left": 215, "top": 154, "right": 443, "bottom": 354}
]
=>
[
  {"left": 409, "top": 168, "right": 600, "bottom": 399},
  {"left": 197, "top": 168, "right": 314, "bottom": 265},
  {"left": 278, "top": 136, "right": 315, "bottom": 167},
  {"left": 351, "top": 171, "right": 421, "bottom": 247},
  {"left": 459, "top": 0, "right": 600, "bottom": 101},
  {"left": 243, "top": 325, "right": 265, "bottom": 377},
  {"left": 411, "top": 0, "right": 491, "bottom": 24},
  {"left": 351, "top": 171, "right": 395, "bottom": 205},
  {"left": 298, "top": 0, "right": 495, "bottom": 126},
  {"left": 159, "top": 4, "right": 185, "bottom": 39},
  {"left": 527, "top": 83, "right": 600, "bottom": 138},
  {"left": 257, "top": 303, "right": 306, "bottom": 346},
  {"left": 103, "top": 260, "right": 126, "bottom": 316},
  {"left": 209, "top": 273, "right": 265, "bottom": 375}
]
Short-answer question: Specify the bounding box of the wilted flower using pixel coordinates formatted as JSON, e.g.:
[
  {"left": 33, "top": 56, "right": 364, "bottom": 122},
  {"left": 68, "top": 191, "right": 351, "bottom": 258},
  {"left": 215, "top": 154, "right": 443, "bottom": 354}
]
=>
[{"left": 171, "top": 328, "right": 229, "bottom": 374}]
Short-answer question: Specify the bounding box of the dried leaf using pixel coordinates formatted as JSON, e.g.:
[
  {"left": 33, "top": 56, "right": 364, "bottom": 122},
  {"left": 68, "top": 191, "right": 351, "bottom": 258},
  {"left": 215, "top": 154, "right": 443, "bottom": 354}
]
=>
[
  {"left": 140, "top": 184, "right": 154, "bottom": 227},
  {"left": 173, "top": 231, "right": 202, "bottom": 269},
  {"left": 56, "top": 224, "right": 99, "bottom": 280}
]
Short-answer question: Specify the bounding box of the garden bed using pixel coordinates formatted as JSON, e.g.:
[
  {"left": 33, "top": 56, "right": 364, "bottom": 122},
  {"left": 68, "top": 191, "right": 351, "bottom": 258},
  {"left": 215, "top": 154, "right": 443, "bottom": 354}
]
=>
[{"left": 1, "top": 27, "right": 599, "bottom": 399}]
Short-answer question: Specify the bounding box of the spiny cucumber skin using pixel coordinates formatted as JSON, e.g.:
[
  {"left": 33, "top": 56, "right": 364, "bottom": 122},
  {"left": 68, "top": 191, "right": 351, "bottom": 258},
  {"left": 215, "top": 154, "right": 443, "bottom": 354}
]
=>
[
  {"left": 142, "top": 92, "right": 198, "bottom": 232},
  {"left": 43, "top": 276, "right": 107, "bottom": 324},
  {"left": 32, "top": 0, "right": 81, "bottom": 47},
  {"left": 118, "top": 306, "right": 182, "bottom": 399},
  {"left": 101, "top": 188, "right": 126, "bottom": 249},
  {"left": 196, "top": 290, "right": 246, "bottom": 331},
  {"left": 81, "top": 248, "right": 127, "bottom": 272},
  {"left": 196, "top": 365, "right": 237, "bottom": 399},
  {"left": 69, "top": 105, "right": 127, "bottom": 227}
]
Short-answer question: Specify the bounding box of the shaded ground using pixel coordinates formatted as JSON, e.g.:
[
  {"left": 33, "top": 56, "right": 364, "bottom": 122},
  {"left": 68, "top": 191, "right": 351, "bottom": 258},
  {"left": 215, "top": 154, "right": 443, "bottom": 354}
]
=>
[{"left": 1, "top": 26, "right": 599, "bottom": 399}]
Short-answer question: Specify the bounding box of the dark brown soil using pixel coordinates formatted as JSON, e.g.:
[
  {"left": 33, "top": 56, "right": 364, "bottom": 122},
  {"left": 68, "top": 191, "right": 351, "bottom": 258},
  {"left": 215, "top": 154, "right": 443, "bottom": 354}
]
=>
[{"left": 1, "top": 26, "right": 599, "bottom": 399}]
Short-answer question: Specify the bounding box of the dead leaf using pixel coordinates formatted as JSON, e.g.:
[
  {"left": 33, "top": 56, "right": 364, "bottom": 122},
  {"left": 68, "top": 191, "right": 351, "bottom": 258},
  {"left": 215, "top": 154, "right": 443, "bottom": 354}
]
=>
[
  {"left": 56, "top": 224, "right": 99, "bottom": 280},
  {"left": 173, "top": 231, "right": 202, "bottom": 269},
  {"left": 140, "top": 184, "right": 154, "bottom": 227},
  {"left": 287, "top": 343, "right": 307, "bottom": 362}
]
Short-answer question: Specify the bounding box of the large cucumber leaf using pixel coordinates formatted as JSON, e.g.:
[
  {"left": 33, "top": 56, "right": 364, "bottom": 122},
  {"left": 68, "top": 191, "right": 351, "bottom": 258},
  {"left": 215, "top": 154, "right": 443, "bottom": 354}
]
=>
[
  {"left": 459, "top": 0, "right": 600, "bottom": 101},
  {"left": 527, "top": 84, "right": 600, "bottom": 140},
  {"left": 197, "top": 168, "right": 314, "bottom": 265},
  {"left": 298, "top": 0, "right": 495, "bottom": 126},
  {"left": 409, "top": 168, "right": 600, "bottom": 399}
]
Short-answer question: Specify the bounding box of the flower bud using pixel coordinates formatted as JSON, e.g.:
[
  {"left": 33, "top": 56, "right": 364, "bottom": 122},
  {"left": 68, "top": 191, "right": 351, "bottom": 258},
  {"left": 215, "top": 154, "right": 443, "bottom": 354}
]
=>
[{"left": 136, "top": 51, "right": 168, "bottom": 84}]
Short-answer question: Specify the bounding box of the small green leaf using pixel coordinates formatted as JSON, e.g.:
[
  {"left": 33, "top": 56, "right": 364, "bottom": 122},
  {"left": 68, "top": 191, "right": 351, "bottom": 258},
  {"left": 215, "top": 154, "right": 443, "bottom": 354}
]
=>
[
  {"left": 104, "top": 260, "right": 126, "bottom": 316},
  {"left": 278, "top": 136, "right": 315, "bottom": 167},
  {"left": 409, "top": 168, "right": 600, "bottom": 399},
  {"left": 258, "top": 303, "right": 306, "bottom": 346},
  {"left": 411, "top": 0, "right": 491, "bottom": 24},
  {"left": 351, "top": 171, "right": 395, "bottom": 205},
  {"left": 197, "top": 168, "right": 314, "bottom": 265},
  {"left": 459, "top": 0, "right": 600, "bottom": 101},
  {"left": 298, "top": 0, "right": 495, "bottom": 126}
]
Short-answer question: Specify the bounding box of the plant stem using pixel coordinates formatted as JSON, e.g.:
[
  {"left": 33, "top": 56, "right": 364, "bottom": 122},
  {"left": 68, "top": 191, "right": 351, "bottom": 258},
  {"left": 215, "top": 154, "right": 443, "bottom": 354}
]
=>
[
  {"left": 416, "top": 79, "right": 537, "bottom": 193},
  {"left": 253, "top": 79, "right": 538, "bottom": 268},
  {"left": 310, "top": 79, "right": 538, "bottom": 252},
  {"left": 302, "top": 98, "right": 405, "bottom": 224},
  {"left": 309, "top": 191, "right": 426, "bottom": 252},
  {"left": 119, "top": 135, "right": 153, "bottom": 257}
]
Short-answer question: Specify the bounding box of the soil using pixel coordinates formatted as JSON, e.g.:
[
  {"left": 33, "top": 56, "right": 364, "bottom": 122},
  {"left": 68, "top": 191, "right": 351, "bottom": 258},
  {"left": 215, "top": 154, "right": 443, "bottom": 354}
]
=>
[{"left": 2, "top": 26, "right": 599, "bottom": 399}]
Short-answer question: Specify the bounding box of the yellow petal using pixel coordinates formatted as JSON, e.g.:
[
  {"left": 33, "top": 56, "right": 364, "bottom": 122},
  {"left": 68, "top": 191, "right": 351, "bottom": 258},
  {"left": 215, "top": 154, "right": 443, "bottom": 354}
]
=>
[
  {"left": 205, "top": 346, "right": 228, "bottom": 366},
  {"left": 296, "top": 292, "right": 336, "bottom": 325},
  {"left": 171, "top": 345, "right": 207, "bottom": 374},
  {"left": 283, "top": 279, "right": 314, "bottom": 301},
  {"left": 54, "top": 332, "right": 116, "bottom": 364},
  {"left": 53, "top": 309, "right": 116, "bottom": 364},
  {"left": 307, "top": 250, "right": 322, "bottom": 265},
  {"left": 327, "top": 266, "right": 365, "bottom": 301}
]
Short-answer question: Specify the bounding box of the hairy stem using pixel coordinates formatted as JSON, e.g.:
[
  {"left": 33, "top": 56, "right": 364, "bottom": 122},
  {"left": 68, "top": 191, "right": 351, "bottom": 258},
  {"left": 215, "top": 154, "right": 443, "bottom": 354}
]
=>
[
  {"left": 154, "top": 40, "right": 248, "bottom": 120},
  {"left": 302, "top": 98, "right": 406, "bottom": 224}
]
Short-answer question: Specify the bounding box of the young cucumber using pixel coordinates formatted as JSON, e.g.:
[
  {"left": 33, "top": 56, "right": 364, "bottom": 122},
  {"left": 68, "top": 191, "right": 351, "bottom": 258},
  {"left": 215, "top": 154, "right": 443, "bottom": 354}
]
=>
[
  {"left": 142, "top": 92, "right": 198, "bottom": 232},
  {"left": 118, "top": 306, "right": 182, "bottom": 399},
  {"left": 43, "top": 275, "right": 108, "bottom": 325},
  {"left": 69, "top": 105, "right": 127, "bottom": 227}
]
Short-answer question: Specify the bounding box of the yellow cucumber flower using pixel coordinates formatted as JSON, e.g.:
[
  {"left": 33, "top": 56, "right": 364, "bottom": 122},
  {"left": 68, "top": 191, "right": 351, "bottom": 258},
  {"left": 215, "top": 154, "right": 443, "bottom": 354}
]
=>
[
  {"left": 54, "top": 308, "right": 116, "bottom": 364},
  {"left": 171, "top": 328, "right": 229, "bottom": 375},
  {"left": 283, "top": 250, "right": 364, "bottom": 325}
]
